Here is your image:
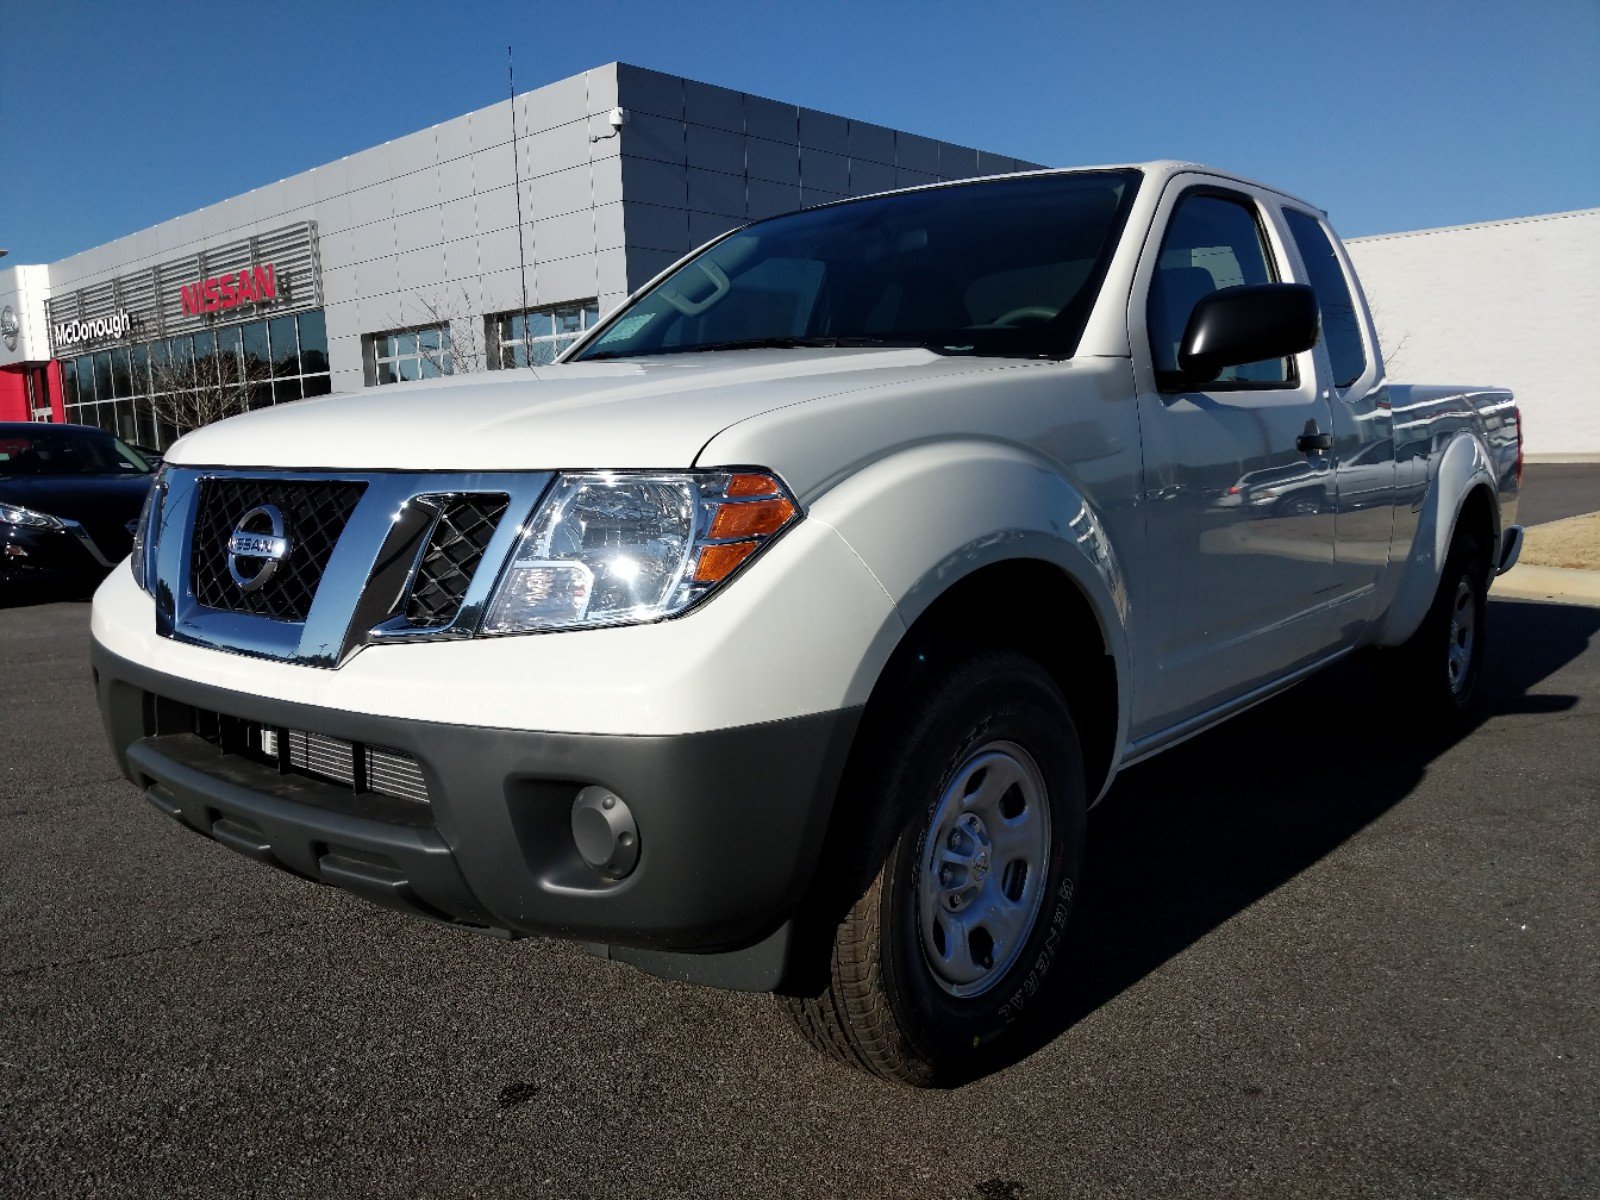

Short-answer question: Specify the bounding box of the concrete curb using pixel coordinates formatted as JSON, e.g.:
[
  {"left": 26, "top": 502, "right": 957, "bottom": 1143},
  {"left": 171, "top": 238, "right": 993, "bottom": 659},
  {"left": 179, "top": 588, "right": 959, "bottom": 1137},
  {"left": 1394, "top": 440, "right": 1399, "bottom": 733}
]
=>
[{"left": 1493, "top": 564, "right": 1600, "bottom": 608}]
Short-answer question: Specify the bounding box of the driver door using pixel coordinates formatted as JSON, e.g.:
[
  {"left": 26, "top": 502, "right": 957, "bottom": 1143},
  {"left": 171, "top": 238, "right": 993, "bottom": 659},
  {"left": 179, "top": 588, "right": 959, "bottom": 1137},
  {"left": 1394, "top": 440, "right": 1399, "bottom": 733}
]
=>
[{"left": 1129, "top": 181, "right": 1343, "bottom": 739}]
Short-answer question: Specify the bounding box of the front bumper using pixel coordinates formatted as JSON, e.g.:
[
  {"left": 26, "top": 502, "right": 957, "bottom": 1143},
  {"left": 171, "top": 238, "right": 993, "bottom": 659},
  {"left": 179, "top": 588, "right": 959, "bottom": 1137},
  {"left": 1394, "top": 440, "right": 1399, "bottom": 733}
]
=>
[
  {"left": 3, "top": 521, "right": 119, "bottom": 580},
  {"left": 93, "top": 638, "right": 860, "bottom": 991}
]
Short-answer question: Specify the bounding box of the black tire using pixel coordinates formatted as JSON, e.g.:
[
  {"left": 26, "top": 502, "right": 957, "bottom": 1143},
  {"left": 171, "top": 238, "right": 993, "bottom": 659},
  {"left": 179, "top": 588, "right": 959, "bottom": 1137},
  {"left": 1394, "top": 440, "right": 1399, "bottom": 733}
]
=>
[
  {"left": 1394, "top": 531, "right": 1490, "bottom": 721},
  {"left": 784, "top": 650, "right": 1087, "bottom": 1087}
]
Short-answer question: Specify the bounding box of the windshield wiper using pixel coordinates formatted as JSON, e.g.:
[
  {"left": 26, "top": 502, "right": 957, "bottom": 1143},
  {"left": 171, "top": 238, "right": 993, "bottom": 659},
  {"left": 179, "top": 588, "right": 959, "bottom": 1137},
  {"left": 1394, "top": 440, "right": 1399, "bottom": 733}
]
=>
[
  {"left": 684, "top": 335, "right": 941, "bottom": 354},
  {"left": 580, "top": 335, "right": 949, "bottom": 361}
]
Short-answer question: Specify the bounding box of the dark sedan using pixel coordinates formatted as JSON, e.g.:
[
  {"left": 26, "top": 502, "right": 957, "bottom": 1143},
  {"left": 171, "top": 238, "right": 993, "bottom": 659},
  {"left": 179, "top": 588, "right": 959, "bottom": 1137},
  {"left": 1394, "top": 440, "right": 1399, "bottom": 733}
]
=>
[{"left": 1, "top": 423, "right": 156, "bottom": 590}]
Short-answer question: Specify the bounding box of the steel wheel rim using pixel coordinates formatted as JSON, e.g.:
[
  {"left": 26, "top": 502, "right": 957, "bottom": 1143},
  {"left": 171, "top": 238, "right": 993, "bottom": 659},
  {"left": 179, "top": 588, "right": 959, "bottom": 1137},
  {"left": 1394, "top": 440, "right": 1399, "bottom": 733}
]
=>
[
  {"left": 916, "top": 740, "right": 1051, "bottom": 999},
  {"left": 1447, "top": 578, "right": 1476, "bottom": 694}
]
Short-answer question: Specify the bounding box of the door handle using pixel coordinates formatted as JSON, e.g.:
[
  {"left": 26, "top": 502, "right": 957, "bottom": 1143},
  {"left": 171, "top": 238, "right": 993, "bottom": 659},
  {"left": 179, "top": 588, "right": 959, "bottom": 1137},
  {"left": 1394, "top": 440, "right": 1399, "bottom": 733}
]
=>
[{"left": 1297, "top": 426, "right": 1333, "bottom": 454}]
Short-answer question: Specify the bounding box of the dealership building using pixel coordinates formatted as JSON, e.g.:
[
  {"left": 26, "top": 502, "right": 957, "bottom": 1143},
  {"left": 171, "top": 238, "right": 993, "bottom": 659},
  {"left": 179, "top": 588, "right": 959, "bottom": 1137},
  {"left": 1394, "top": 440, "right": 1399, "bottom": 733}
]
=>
[
  {"left": 0, "top": 61, "right": 1593, "bottom": 457},
  {"left": 0, "top": 62, "right": 1042, "bottom": 448}
]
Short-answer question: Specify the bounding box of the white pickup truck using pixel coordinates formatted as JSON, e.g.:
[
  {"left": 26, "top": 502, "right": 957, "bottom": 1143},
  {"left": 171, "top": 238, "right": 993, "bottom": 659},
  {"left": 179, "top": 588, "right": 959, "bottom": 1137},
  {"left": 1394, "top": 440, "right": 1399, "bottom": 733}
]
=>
[{"left": 93, "top": 161, "right": 1522, "bottom": 1086}]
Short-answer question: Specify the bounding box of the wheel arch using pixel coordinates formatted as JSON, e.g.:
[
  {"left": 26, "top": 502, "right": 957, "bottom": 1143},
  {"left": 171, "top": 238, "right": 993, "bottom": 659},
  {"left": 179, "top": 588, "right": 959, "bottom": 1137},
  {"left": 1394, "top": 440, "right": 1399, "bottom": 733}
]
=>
[
  {"left": 809, "top": 439, "right": 1133, "bottom": 803},
  {"left": 1371, "top": 429, "right": 1502, "bottom": 647},
  {"left": 862, "top": 557, "right": 1123, "bottom": 804}
]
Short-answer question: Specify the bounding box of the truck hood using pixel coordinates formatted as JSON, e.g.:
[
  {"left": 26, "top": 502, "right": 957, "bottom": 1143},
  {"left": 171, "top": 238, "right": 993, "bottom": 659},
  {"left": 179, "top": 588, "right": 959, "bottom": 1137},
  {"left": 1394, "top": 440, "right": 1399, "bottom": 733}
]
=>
[{"left": 164, "top": 348, "right": 993, "bottom": 472}]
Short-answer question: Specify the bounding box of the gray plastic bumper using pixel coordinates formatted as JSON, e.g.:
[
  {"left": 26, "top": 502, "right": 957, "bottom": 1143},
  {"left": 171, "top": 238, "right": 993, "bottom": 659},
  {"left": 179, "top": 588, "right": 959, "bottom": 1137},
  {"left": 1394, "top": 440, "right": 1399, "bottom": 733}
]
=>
[{"left": 92, "top": 638, "right": 860, "bottom": 991}]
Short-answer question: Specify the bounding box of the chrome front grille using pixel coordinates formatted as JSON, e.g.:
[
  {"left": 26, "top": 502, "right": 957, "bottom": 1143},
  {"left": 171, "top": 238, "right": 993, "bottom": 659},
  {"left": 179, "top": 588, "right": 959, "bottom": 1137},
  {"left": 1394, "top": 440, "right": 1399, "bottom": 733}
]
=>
[
  {"left": 404, "top": 494, "right": 510, "bottom": 627},
  {"left": 191, "top": 477, "right": 366, "bottom": 621},
  {"left": 154, "top": 469, "right": 552, "bottom": 666}
]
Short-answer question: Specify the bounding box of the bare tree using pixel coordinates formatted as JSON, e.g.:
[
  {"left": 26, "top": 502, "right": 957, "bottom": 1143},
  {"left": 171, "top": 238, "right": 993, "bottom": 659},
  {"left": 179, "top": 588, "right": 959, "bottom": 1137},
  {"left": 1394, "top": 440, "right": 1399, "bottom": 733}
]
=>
[
  {"left": 1365, "top": 299, "right": 1410, "bottom": 376},
  {"left": 391, "top": 286, "right": 489, "bottom": 376},
  {"left": 146, "top": 346, "right": 273, "bottom": 434}
]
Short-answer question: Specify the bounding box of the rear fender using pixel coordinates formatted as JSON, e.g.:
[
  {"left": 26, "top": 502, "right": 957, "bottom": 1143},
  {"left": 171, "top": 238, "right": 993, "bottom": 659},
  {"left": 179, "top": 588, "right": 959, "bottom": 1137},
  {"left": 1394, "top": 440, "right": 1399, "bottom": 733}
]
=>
[{"left": 1371, "top": 429, "right": 1499, "bottom": 647}]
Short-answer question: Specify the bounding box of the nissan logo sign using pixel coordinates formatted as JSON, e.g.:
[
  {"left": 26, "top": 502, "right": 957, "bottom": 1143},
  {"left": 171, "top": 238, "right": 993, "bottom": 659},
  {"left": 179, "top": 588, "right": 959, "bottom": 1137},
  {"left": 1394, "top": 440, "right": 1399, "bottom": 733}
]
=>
[
  {"left": 226, "top": 504, "right": 292, "bottom": 592},
  {"left": 1, "top": 306, "right": 17, "bottom": 352}
]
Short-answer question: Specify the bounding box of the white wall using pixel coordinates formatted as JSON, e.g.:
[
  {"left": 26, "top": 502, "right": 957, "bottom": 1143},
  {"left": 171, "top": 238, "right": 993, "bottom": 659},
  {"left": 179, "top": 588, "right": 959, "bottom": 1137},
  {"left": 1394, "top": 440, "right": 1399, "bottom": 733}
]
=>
[
  {"left": 1346, "top": 209, "right": 1600, "bottom": 459},
  {"left": 0, "top": 264, "right": 52, "bottom": 367}
]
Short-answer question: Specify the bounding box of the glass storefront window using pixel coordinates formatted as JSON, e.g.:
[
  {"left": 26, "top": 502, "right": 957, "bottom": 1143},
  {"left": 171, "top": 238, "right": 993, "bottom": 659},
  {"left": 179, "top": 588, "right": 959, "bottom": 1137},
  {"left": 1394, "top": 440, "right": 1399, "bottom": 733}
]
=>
[
  {"left": 269, "top": 315, "right": 299, "bottom": 378},
  {"left": 191, "top": 332, "right": 218, "bottom": 388},
  {"left": 215, "top": 326, "right": 243, "bottom": 372},
  {"left": 242, "top": 320, "right": 269, "bottom": 370},
  {"left": 110, "top": 349, "right": 131, "bottom": 399},
  {"left": 60, "top": 308, "right": 334, "bottom": 450},
  {"left": 130, "top": 344, "right": 149, "bottom": 397},
  {"left": 298, "top": 309, "right": 329, "bottom": 373},
  {"left": 93, "top": 352, "right": 113, "bottom": 401}
]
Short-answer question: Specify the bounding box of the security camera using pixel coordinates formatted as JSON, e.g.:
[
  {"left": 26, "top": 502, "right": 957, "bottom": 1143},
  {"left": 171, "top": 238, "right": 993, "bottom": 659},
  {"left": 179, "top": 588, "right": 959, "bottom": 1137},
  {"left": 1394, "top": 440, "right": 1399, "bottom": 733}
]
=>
[{"left": 591, "top": 107, "right": 629, "bottom": 142}]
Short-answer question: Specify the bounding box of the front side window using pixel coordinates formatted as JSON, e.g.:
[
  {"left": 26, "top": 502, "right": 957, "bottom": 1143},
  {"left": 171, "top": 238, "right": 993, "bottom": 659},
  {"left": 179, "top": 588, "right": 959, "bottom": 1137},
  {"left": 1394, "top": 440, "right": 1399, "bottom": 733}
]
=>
[
  {"left": 1148, "top": 192, "right": 1289, "bottom": 386},
  {"left": 575, "top": 170, "right": 1142, "bottom": 362},
  {"left": 370, "top": 325, "right": 451, "bottom": 384},
  {"left": 1283, "top": 209, "right": 1367, "bottom": 388},
  {"left": 493, "top": 301, "right": 601, "bottom": 367}
]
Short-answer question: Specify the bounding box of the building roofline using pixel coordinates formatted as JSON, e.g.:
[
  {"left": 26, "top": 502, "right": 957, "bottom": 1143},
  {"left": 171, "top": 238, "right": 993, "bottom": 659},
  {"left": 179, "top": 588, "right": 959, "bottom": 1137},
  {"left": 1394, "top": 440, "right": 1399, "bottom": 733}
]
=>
[{"left": 1347, "top": 206, "right": 1600, "bottom": 243}]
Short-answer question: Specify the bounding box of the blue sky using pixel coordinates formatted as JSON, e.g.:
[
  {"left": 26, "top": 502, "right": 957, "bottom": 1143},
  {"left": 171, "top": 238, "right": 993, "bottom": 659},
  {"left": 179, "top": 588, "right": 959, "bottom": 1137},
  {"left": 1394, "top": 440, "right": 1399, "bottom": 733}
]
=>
[{"left": 1, "top": 0, "right": 1595, "bottom": 263}]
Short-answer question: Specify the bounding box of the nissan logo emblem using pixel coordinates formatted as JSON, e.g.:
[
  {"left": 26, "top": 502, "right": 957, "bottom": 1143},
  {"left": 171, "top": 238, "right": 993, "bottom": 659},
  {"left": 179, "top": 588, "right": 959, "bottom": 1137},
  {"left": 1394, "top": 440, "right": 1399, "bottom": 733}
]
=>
[{"left": 226, "top": 504, "right": 292, "bottom": 592}]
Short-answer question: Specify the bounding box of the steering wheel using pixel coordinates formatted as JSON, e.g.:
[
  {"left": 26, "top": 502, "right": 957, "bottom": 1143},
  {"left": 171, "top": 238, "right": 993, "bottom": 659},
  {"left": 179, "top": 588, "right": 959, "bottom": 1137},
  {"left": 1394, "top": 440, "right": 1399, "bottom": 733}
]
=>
[{"left": 990, "top": 305, "right": 1058, "bottom": 328}]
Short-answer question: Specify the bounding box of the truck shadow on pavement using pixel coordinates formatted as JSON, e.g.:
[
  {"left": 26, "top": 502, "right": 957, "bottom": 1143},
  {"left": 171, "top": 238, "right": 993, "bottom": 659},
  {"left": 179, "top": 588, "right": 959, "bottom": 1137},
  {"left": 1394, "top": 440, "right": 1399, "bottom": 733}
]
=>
[{"left": 986, "top": 598, "right": 1600, "bottom": 1080}]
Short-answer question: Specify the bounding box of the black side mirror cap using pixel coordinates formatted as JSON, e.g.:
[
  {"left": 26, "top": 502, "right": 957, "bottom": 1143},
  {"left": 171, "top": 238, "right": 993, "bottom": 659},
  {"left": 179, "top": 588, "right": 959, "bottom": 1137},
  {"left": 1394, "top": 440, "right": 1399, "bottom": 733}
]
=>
[{"left": 1175, "top": 282, "right": 1321, "bottom": 386}]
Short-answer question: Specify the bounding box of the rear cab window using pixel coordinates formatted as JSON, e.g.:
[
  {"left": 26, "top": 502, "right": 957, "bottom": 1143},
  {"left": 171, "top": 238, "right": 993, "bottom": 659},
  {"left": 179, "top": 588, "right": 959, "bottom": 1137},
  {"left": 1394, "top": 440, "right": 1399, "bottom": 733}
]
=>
[{"left": 1282, "top": 209, "right": 1368, "bottom": 389}]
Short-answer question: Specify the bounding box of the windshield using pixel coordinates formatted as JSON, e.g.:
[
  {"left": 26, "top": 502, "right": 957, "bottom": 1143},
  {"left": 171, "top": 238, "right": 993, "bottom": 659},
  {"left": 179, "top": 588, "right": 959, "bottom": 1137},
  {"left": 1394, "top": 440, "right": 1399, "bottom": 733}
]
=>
[
  {"left": 0, "top": 427, "right": 152, "bottom": 477},
  {"left": 575, "top": 170, "right": 1141, "bottom": 362}
]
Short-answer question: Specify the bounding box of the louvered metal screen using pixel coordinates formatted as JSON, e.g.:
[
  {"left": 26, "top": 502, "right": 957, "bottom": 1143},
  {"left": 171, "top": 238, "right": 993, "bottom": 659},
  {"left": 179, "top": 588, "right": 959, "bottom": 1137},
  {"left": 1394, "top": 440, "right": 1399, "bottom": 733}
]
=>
[{"left": 45, "top": 221, "right": 321, "bottom": 356}]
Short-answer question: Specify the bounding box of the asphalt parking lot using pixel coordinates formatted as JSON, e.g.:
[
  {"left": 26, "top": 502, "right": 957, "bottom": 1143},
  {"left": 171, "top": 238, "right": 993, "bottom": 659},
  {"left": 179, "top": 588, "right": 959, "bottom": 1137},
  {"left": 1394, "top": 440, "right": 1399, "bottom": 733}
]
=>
[
  {"left": 2, "top": 591, "right": 1596, "bottom": 1200},
  {"left": 1519, "top": 462, "right": 1600, "bottom": 527}
]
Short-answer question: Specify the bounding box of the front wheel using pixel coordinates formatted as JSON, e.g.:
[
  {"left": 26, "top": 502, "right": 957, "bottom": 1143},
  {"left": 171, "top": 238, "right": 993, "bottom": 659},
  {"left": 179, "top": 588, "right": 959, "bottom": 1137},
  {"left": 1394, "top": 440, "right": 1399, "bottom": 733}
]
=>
[{"left": 785, "top": 651, "right": 1086, "bottom": 1087}]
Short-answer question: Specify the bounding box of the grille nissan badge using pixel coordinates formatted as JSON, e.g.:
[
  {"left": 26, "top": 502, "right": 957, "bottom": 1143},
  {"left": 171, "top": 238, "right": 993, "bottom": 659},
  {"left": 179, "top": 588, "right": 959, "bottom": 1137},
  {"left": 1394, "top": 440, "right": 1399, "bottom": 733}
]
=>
[{"left": 226, "top": 504, "right": 291, "bottom": 592}]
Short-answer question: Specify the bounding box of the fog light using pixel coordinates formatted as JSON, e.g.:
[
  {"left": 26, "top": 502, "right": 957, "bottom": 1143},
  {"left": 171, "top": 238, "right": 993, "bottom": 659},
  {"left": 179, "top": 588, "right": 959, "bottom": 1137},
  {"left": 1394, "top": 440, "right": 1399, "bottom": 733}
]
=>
[{"left": 571, "top": 786, "right": 640, "bottom": 879}]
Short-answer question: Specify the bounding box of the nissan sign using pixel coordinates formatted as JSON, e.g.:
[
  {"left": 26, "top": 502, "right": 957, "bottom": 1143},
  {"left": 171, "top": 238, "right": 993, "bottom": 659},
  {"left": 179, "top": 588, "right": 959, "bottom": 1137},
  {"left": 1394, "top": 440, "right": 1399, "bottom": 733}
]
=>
[{"left": 179, "top": 264, "right": 279, "bottom": 316}]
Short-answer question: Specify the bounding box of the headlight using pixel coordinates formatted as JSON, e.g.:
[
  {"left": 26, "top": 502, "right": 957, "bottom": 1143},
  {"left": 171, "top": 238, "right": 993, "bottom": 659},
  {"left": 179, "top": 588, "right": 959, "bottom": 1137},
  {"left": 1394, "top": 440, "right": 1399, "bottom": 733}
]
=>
[
  {"left": 130, "top": 469, "right": 166, "bottom": 594},
  {"left": 0, "top": 503, "right": 64, "bottom": 530},
  {"left": 482, "top": 469, "right": 799, "bottom": 633}
]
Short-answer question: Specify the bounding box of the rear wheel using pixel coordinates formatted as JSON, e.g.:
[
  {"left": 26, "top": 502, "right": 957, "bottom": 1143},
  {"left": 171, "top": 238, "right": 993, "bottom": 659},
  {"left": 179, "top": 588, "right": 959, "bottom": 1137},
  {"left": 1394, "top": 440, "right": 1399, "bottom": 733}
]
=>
[
  {"left": 785, "top": 650, "right": 1086, "bottom": 1086},
  {"left": 1394, "top": 530, "right": 1490, "bottom": 721}
]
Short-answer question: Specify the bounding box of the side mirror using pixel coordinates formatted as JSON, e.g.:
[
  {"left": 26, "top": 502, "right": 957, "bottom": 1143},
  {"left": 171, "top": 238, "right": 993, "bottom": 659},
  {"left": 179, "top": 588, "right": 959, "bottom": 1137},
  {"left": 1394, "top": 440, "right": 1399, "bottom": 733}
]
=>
[{"left": 1176, "top": 282, "right": 1320, "bottom": 385}]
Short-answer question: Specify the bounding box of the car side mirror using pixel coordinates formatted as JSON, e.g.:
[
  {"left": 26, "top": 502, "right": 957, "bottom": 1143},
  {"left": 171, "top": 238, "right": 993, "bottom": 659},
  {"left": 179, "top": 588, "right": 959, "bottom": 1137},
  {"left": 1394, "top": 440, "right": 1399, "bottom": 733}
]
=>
[{"left": 1175, "top": 282, "right": 1320, "bottom": 386}]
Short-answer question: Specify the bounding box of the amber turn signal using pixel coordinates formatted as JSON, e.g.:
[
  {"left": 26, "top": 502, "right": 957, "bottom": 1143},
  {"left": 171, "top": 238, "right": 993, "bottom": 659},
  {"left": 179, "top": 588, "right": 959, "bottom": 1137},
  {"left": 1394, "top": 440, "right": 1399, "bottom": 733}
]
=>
[
  {"left": 694, "top": 540, "right": 759, "bottom": 582},
  {"left": 726, "top": 472, "right": 780, "bottom": 498},
  {"left": 708, "top": 496, "right": 796, "bottom": 540}
]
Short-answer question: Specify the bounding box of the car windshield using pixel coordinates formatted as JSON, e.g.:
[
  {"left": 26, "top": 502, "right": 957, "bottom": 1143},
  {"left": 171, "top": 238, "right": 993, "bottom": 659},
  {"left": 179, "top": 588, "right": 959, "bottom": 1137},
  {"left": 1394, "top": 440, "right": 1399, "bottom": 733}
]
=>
[
  {"left": 574, "top": 170, "right": 1142, "bottom": 362},
  {"left": 0, "top": 427, "right": 152, "bottom": 477}
]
